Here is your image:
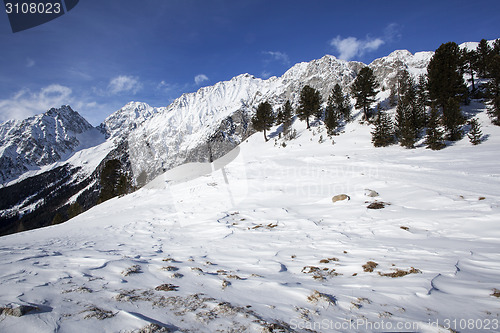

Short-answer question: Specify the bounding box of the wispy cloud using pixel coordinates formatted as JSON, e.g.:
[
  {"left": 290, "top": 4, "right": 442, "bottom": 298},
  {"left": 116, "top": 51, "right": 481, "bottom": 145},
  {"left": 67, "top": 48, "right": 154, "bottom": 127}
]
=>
[
  {"left": 0, "top": 84, "right": 73, "bottom": 121},
  {"left": 194, "top": 74, "right": 209, "bottom": 85},
  {"left": 329, "top": 23, "right": 401, "bottom": 61},
  {"left": 26, "top": 58, "right": 35, "bottom": 68},
  {"left": 107, "top": 75, "right": 142, "bottom": 95},
  {"left": 384, "top": 23, "right": 402, "bottom": 43},
  {"left": 263, "top": 51, "right": 290, "bottom": 65},
  {"left": 260, "top": 71, "right": 272, "bottom": 79}
]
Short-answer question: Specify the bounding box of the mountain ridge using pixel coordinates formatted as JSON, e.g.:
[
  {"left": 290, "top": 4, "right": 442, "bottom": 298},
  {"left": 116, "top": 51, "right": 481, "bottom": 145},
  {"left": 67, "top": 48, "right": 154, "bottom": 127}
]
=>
[{"left": 0, "top": 40, "right": 492, "bottom": 235}]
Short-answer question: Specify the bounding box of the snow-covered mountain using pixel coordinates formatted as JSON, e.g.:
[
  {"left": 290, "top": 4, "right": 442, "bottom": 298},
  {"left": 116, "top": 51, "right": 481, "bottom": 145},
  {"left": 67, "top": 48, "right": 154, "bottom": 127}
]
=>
[
  {"left": 0, "top": 105, "right": 103, "bottom": 184},
  {"left": 1, "top": 42, "right": 488, "bottom": 236},
  {"left": 1, "top": 102, "right": 499, "bottom": 332},
  {"left": 99, "top": 101, "right": 164, "bottom": 140},
  {"left": 127, "top": 51, "right": 435, "bottom": 185}
]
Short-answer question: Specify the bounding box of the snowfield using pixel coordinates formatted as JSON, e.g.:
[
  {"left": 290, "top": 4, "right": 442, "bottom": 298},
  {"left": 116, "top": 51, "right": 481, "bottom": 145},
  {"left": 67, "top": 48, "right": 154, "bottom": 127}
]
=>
[{"left": 1, "top": 106, "right": 500, "bottom": 332}]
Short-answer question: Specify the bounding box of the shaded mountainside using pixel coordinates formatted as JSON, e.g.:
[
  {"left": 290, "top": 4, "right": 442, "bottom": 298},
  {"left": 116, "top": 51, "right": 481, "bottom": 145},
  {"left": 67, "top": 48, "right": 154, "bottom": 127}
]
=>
[{"left": 0, "top": 46, "right": 469, "bottom": 236}]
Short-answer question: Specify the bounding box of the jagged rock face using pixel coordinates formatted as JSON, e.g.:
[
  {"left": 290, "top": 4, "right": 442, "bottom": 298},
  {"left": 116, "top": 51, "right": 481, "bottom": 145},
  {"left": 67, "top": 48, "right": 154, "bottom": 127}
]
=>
[
  {"left": 99, "top": 101, "right": 164, "bottom": 140},
  {"left": 369, "top": 50, "right": 434, "bottom": 89},
  {"left": 128, "top": 74, "right": 267, "bottom": 184},
  {"left": 0, "top": 105, "right": 97, "bottom": 184}
]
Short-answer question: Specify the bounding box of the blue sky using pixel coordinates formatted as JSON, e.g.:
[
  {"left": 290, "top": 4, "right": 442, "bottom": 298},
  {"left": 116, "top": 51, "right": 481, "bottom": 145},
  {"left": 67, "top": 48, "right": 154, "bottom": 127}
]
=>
[{"left": 0, "top": 0, "right": 499, "bottom": 125}]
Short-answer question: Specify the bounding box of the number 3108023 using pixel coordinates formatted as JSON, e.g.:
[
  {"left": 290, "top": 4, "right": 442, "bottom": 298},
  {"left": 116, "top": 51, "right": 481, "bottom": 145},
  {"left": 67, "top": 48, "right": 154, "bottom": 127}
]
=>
[{"left": 5, "top": 2, "right": 62, "bottom": 14}]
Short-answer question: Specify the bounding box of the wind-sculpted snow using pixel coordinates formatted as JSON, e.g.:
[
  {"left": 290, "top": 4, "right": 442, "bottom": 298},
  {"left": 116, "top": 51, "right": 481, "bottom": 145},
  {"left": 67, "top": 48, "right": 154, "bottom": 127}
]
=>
[{"left": 1, "top": 112, "right": 499, "bottom": 332}]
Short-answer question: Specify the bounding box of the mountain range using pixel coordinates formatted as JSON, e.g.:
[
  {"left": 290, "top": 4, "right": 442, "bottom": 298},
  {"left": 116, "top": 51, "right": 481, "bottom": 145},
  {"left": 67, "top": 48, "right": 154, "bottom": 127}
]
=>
[{"left": 0, "top": 43, "right": 473, "bottom": 236}]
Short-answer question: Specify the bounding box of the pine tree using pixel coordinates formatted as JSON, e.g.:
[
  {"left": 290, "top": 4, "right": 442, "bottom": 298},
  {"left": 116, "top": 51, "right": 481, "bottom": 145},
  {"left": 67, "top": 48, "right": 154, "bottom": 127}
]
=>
[
  {"left": 324, "top": 92, "right": 339, "bottom": 135},
  {"left": 281, "top": 100, "right": 294, "bottom": 138},
  {"left": 467, "top": 118, "right": 483, "bottom": 145},
  {"left": 442, "top": 97, "right": 464, "bottom": 140},
  {"left": 332, "top": 83, "right": 352, "bottom": 121},
  {"left": 51, "top": 212, "right": 65, "bottom": 225},
  {"left": 427, "top": 42, "right": 467, "bottom": 140},
  {"left": 351, "top": 67, "right": 379, "bottom": 120},
  {"left": 68, "top": 202, "right": 83, "bottom": 219},
  {"left": 396, "top": 102, "right": 417, "bottom": 148},
  {"left": 486, "top": 39, "right": 500, "bottom": 125},
  {"left": 388, "top": 85, "right": 397, "bottom": 107},
  {"left": 415, "top": 75, "right": 429, "bottom": 126},
  {"left": 476, "top": 39, "right": 492, "bottom": 78},
  {"left": 425, "top": 106, "right": 446, "bottom": 150},
  {"left": 394, "top": 70, "right": 423, "bottom": 148},
  {"left": 297, "top": 85, "right": 321, "bottom": 128},
  {"left": 371, "top": 110, "right": 394, "bottom": 147},
  {"left": 252, "top": 101, "right": 275, "bottom": 141},
  {"left": 462, "top": 48, "right": 477, "bottom": 93}
]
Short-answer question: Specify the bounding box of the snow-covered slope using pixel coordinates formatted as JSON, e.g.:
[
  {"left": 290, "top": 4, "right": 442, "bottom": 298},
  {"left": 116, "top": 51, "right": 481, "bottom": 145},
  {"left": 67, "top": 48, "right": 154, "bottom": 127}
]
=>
[
  {"left": 1, "top": 103, "right": 499, "bottom": 332},
  {"left": 99, "top": 101, "right": 164, "bottom": 140},
  {"left": 127, "top": 51, "right": 431, "bottom": 185},
  {"left": 0, "top": 105, "right": 104, "bottom": 184}
]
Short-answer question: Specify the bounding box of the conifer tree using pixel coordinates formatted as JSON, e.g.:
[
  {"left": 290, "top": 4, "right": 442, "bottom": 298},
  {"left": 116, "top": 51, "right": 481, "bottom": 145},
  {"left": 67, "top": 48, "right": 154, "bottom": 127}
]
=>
[
  {"left": 388, "top": 85, "right": 397, "bottom": 107},
  {"left": 462, "top": 48, "right": 477, "bottom": 93},
  {"left": 371, "top": 110, "right": 394, "bottom": 147},
  {"left": 486, "top": 39, "right": 500, "bottom": 125},
  {"left": 467, "top": 118, "right": 483, "bottom": 145},
  {"left": 415, "top": 75, "right": 429, "bottom": 126},
  {"left": 395, "top": 102, "right": 417, "bottom": 148},
  {"left": 297, "top": 85, "right": 321, "bottom": 128},
  {"left": 332, "top": 83, "right": 352, "bottom": 121},
  {"left": 427, "top": 42, "right": 467, "bottom": 140},
  {"left": 476, "top": 39, "right": 492, "bottom": 78},
  {"left": 442, "top": 97, "right": 464, "bottom": 140},
  {"left": 281, "top": 100, "right": 294, "bottom": 138},
  {"left": 324, "top": 84, "right": 351, "bottom": 135},
  {"left": 351, "top": 67, "right": 379, "bottom": 120},
  {"left": 98, "top": 159, "right": 129, "bottom": 203},
  {"left": 68, "top": 202, "right": 83, "bottom": 219},
  {"left": 394, "top": 70, "right": 424, "bottom": 147},
  {"left": 252, "top": 101, "right": 275, "bottom": 141},
  {"left": 425, "top": 106, "right": 446, "bottom": 150},
  {"left": 325, "top": 93, "right": 339, "bottom": 135}
]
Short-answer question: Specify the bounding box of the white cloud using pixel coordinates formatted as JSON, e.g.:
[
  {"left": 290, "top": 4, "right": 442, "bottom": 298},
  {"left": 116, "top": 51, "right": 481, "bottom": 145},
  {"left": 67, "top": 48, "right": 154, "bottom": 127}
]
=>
[
  {"left": 384, "top": 23, "right": 402, "bottom": 43},
  {"left": 194, "top": 74, "right": 209, "bottom": 85},
  {"left": 0, "top": 84, "right": 73, "bottom": 121},
  {"left": 107, "top": 75, "right": 142, "bottom": 95},
  {"left": 260, "top": 71, "right": 272, "bottom": 79},
  {"left": 26, "top": 58, "right": 35, "bottom": 68},
  {"left": 329, "top": 35, "right": 384, "bottom": 61},
  {"left": 263, "top": 51, "right": 290, "bottom": 65}
]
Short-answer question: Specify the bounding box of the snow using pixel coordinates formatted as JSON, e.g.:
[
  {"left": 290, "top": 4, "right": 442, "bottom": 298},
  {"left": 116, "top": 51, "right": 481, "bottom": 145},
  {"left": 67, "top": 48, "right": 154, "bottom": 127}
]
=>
[{"left": 1, "top": 103, "right": 500, "bottom": 332}]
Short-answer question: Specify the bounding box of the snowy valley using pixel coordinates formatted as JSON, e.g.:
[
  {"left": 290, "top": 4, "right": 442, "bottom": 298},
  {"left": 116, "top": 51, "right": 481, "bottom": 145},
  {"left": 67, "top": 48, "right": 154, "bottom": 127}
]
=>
[{"left": 0, "top": 41, "right": 500, "bottom": 332}]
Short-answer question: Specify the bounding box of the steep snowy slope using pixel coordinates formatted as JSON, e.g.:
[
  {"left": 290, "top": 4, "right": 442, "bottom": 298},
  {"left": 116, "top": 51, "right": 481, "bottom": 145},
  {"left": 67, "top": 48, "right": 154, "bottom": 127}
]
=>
[{"left": 0, "top": 103, "right": 499, "bottom": 332}]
